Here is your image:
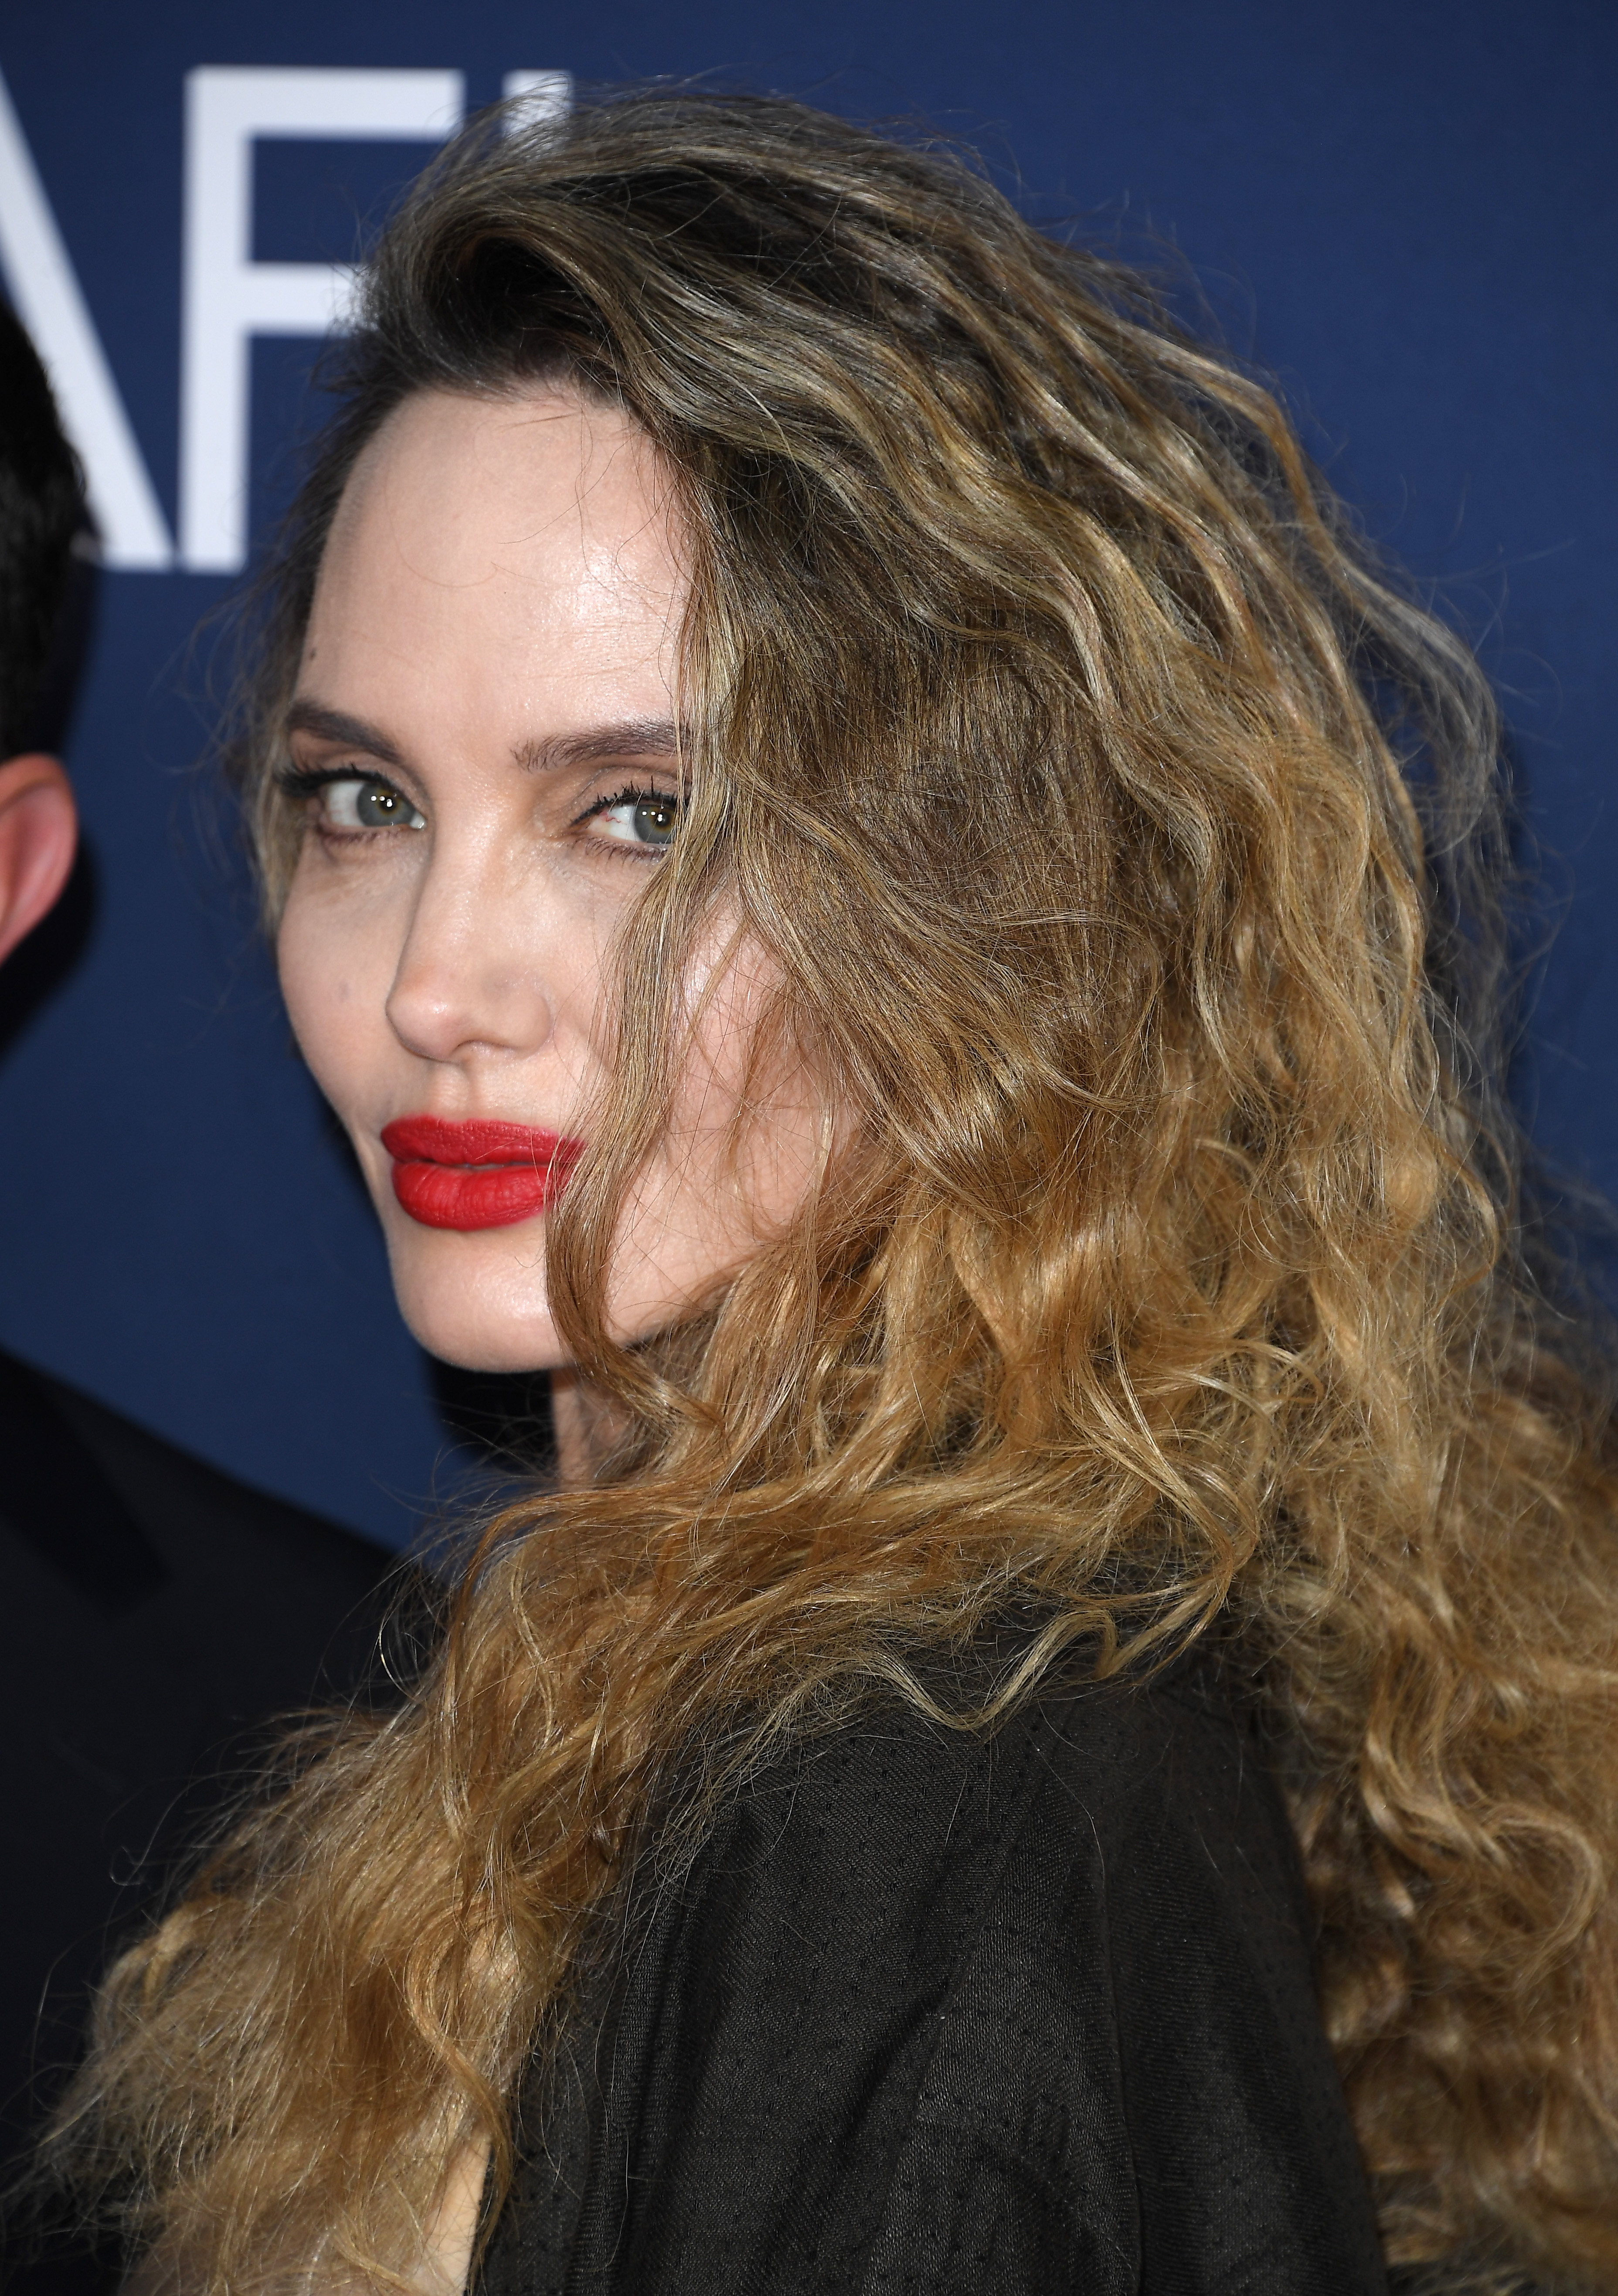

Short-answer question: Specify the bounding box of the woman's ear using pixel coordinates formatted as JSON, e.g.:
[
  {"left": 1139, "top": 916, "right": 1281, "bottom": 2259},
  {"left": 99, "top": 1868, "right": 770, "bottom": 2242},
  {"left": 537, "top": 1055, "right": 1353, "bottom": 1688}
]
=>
[{"left": 0, "top": 752, "right": 76, "bottom": 967}]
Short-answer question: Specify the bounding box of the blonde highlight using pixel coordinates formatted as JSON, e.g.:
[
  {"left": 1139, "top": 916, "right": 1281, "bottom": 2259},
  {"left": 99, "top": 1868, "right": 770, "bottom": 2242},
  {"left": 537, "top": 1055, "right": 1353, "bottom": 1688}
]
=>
[{"left": 49, "top": 89, "right": 1618, "bottom": 2293}]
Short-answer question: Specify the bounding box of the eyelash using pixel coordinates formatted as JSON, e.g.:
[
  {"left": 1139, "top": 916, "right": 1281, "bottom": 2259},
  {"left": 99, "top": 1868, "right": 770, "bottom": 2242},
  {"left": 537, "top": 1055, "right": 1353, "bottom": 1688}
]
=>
[
  {"left": 573, "top": 780, "right": 682, "bottom": 849},
  {"left": 275, "top": 766, "right": 681, "bottom": 850},
  {"left": 275, "top": 764, "right": 424, "bottom": 839}
]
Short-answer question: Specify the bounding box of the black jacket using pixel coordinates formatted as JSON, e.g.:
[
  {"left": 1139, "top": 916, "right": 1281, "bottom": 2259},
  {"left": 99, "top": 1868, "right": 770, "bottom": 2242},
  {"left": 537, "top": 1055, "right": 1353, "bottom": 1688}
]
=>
[
  {"left": 0, "top": 1345, "right": 398, "bottom": 2294},
  {"left": 479, "top": 1653, "right": 1387, "bottom": 2295}
]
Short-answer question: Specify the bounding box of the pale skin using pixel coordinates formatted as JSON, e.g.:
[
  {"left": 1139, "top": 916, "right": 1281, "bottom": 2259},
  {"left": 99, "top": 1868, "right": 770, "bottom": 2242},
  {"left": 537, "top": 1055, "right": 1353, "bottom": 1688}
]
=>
[{"left": 275, "top": 385, "right": 826, "bottom": 2285}]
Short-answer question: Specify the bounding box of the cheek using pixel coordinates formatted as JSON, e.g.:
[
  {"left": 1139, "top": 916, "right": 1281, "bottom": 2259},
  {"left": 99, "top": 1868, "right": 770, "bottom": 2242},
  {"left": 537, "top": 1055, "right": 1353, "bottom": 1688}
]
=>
[
  {"left": 276, "top": 881, "right": 377, "bottom": 1107},
  {"left": 667, "top": 963, "right": 826, "bottom": 1235}
]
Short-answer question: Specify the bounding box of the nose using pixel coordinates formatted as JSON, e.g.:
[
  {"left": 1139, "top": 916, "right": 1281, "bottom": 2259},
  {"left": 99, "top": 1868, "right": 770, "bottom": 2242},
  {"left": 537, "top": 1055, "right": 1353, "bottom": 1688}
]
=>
[{"left": 385, "top": 833, "right": 556, "bottom": 1067}]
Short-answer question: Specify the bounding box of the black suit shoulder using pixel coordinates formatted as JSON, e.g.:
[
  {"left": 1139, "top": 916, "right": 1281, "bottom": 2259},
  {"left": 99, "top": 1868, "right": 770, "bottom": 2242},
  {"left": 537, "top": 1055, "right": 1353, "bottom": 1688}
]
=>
[
  {"left": 0, "top": 1346, "right": 404, "bottom": 2291},
  {"left": 481, "top": 1659, "right": 1387, "bottom": 2296},
  {"left": 21, "top": 1353, "right": 395, "bottom": 1712}
]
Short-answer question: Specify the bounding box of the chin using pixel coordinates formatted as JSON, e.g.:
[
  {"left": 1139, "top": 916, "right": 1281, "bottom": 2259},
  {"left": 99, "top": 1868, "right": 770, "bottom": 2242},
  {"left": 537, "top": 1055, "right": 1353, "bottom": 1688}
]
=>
[
  {"left": 385, "top": 1228, "right": 569, "bottom": 1374},
  {"left": 415, "top": 1323, "right": 569, "bottom": 1374}
]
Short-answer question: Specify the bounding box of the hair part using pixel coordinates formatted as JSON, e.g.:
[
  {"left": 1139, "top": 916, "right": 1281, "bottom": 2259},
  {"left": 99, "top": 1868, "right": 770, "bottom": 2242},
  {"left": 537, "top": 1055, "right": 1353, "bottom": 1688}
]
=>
[{"left": 48, "top": 89, "right": 1618, "bottom": 2293}]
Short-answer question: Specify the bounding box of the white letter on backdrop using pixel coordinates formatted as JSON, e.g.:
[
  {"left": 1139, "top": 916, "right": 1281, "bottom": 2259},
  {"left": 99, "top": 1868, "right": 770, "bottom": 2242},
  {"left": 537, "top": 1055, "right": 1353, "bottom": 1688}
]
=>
[
  {"left": 501, "top": 72, "right": 574, "bottom": 132},
  {"left": 0, "top": 67, "right": 172, "bottom": 570},
  {"left": 180, "top": 67, "right": 464, "bottom": 575}
]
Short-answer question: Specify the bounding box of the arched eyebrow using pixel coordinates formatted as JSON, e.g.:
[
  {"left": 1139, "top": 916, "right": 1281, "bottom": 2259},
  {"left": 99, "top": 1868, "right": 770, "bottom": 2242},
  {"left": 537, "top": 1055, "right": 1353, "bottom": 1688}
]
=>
[
  {"left": 513, "top": 719, "right": 685, "bottom": 774},
  {"left": 284, "top": 701, "right": 405, "bottom": 769},
  {"left": 284, "top": 704, "right": 687, "bottom": 778}
]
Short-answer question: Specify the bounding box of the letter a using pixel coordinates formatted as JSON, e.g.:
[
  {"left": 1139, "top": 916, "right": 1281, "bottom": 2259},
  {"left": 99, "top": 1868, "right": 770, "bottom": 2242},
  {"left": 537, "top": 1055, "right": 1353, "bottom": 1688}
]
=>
[{"left": 0, "top": 66, "right": 172, "bottom": 570}]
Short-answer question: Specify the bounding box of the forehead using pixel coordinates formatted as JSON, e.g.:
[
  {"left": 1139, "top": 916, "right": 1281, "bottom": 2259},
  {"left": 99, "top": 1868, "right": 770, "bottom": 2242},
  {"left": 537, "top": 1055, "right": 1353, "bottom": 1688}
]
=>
[{"left": 299, "top": 387, "right": 686, "bottom": 723}]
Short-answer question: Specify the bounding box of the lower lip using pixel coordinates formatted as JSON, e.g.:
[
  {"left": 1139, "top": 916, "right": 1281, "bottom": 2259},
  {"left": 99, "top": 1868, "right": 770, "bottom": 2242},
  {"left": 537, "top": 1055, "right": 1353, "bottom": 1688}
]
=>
[{"left": 379, "top": 1119, "right": 582, "bottom": 1233}]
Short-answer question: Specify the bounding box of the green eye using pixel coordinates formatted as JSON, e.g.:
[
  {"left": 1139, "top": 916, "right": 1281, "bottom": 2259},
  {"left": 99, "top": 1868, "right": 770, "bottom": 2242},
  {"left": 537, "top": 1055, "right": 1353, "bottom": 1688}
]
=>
[
  {"left": 591, "top": 788, "right": 680, "bottom": 850},
  {"left": 324, "top": 776, "right": 425, "bottom": 832},
  {"left": 630, "top": 793, "right": 678, "bottom": 845}
]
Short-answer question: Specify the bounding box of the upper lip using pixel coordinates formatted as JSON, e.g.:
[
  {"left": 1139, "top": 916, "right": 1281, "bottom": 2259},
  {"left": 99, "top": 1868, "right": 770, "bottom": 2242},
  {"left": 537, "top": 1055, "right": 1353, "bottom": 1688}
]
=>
[{"left": 380, "top": 1116, "right": 582, "bottom": 1168}]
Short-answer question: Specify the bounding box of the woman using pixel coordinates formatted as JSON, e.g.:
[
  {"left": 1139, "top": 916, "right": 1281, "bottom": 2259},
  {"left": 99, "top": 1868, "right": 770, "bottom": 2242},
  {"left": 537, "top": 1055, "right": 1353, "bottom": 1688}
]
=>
[{"left": 51, "top": 89, "right": 1618, "bottom": 2294}]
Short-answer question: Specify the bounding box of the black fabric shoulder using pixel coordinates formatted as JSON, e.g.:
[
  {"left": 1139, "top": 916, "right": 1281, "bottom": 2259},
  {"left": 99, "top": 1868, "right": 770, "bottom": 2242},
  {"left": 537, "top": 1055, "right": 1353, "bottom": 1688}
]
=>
[
  {"left": 0, "top": 1347, "right": 399, "bottom": 2295},
  {"left": 479, "top": 1659, "right": 1387, "bottom": 2295}
]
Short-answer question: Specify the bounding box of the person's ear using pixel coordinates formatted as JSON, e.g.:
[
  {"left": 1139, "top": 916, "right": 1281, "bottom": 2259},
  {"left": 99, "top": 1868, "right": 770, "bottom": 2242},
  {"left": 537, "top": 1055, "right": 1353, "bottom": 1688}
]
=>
[{"left": 0, "top": 753, "right": 77, "bottom": 967}]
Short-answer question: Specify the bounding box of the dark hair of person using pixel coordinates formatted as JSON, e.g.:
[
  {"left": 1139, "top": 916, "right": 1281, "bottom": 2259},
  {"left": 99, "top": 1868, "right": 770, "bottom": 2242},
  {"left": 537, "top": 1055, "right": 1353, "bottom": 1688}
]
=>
[
  {"left": 48, "top": 90, "right": 1618, "bottom": 2294},
  {"left": 0, "top": 303, "right": 82, "bottom": 759}
]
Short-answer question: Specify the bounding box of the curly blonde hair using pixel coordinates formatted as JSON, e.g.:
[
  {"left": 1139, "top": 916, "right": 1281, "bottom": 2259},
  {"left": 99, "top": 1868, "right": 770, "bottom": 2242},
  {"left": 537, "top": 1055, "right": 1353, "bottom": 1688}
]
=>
[{"left": 50, "top": 89, "right": 1618, "bottom": 2293}]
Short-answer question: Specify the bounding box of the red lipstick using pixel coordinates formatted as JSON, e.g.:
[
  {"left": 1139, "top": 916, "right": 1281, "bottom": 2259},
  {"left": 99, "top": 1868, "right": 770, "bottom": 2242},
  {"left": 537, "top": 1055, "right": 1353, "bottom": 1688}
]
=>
[{"left": 380, "top": 1116, "right": 582, "bottom": 1232}]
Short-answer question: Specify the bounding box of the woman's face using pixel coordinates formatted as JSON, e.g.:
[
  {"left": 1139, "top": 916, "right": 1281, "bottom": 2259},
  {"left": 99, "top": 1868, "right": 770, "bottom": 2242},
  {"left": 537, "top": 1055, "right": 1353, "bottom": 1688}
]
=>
[{"left": 277, "top": 386, "right": 819, "bottom": 1373}]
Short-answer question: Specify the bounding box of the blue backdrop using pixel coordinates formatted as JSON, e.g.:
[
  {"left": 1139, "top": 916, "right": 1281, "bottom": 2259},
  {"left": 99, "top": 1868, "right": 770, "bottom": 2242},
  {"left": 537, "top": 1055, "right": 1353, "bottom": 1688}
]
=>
[{"left": 0, "top": 0, "right": 1611, "bottom": 1548}]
